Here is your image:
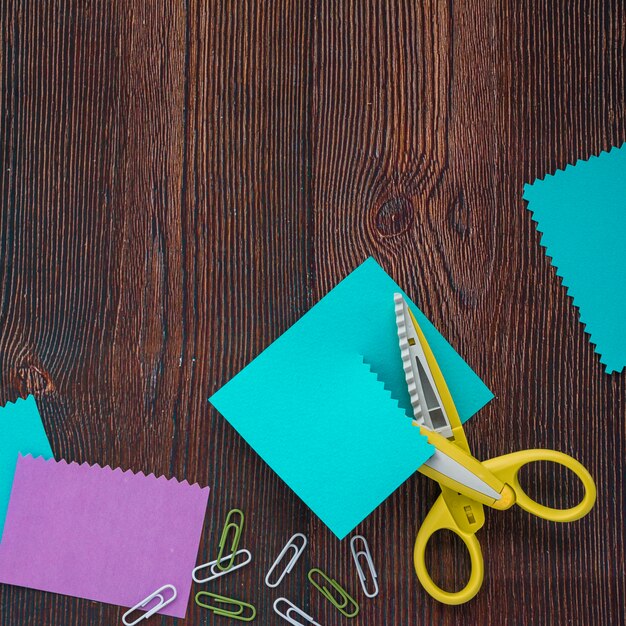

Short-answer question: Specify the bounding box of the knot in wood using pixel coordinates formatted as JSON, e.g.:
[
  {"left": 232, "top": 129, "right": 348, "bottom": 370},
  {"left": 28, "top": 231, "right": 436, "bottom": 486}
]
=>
[
  {"left": 374, "top": 197, "right": 414, "bottom": 237},
  {"left": 16, "top": 364, "right": 55, "bottom": 395}
]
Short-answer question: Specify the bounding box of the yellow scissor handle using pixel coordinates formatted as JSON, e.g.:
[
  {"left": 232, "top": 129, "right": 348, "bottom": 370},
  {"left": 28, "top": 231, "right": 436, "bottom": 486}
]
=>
[
  {"left": 414, "top": 494, "right": 484, "bottom": 605},
  {"left": 483, "top": 449, "right": 597, "bottom": 521}
]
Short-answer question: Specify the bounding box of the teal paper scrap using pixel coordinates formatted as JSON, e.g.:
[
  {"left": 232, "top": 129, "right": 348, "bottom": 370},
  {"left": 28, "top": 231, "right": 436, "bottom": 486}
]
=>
[
  {"left": 524, "top": 143, "right": 626, "bottom": 373},
  {"left": 0, "top": 395, "right": 53, "bottom": 539},
  {"left": 210, "top": 258, "right": 493, "bottom": 538}
]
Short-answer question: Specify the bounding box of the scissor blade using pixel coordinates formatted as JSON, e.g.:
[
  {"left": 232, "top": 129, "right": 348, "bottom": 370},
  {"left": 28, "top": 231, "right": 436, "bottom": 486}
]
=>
[
  {"left": 394, "top": 293, "right": 453, "bottom": 438},
  {"left": 423, "top": 448, "right": 502, "bottom": 501}
]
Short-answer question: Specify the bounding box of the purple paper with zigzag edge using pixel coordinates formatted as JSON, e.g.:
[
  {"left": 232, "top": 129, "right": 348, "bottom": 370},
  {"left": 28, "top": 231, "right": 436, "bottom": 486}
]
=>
[{"left": 0, "top": 454, "right": 209, "bottom": 618}]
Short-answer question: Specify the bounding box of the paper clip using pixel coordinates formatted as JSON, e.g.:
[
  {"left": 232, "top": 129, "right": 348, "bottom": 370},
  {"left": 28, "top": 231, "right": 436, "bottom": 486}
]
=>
[
  {"left": 274, "top": 597, "right": 322, "bottom": 626},
  {"left": 195, "top": 591, "right": 256, "bottom": 622},
  {"left": 265, "top": 533, "right": 308, "bottom": 588},
  {"left": 216, "top": 508, "right": 244, "bottom": 571},
  {"left": 122, "top": 584, "right": 177, "bottom": 625},
  {"left": 350, "top": 535, "right": 379, "bottom": 598},
  {"left": 308, "top": 568, "right": 359, "bottom": 618},
  {"left": 192, "top": 548, "right": 252, "bottom": 583}
]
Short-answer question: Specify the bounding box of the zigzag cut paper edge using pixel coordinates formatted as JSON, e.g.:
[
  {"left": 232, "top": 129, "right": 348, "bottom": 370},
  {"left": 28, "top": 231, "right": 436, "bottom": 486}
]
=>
[
  {"left": 523, "top": 142, "right": 626, "bottom": 374},
  {"left": 0, "top": 394, "right": 38, "bottom": 413},
  {"left": 522, "top": 142, "right": 626, "bottom": 189},
  {"left": 361, "top": 355, "right": 414, "bottom": 418},
  {"left": 16, "top": 453, "right": 210, "bottom": 493}
]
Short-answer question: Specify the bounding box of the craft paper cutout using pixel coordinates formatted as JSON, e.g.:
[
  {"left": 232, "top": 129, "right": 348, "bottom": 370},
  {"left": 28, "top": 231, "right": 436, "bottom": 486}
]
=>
[
  {"left": 210, "top": 258, "right": 493, "bottom": 538},
  {"left": 524, "top": 143, "right": 626, "bottom": 373},
  {"left": 0, "top": 395, "right": 52, "bottom": 539},
  {"left": 0, "top": 455, "right": 209, "bottom": 619}
]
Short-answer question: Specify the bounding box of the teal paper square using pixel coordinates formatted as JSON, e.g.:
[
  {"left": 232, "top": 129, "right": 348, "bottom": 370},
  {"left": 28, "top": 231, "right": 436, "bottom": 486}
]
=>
[{"left": 210, "top": 258, "right": 493, "bottom": 538}]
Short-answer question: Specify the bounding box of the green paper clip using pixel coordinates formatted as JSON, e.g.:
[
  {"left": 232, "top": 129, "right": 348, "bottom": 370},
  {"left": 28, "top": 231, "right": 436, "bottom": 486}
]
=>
[
  {"left": 307, "top": 568, "right": 359, "bottom": 618},
  {"left": 216, "top": 508, "right": 244, "bottom": 571},
  {"left": 195, "top": 591, "right": 256, "bottom": 621}
]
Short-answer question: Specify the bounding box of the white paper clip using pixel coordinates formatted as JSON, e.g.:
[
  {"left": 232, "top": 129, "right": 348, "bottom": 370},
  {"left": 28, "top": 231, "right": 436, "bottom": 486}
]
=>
[
  {"left": 265, "top": 533, "right": 308, "bottom": 588},
  {"left": 274, "top": 597, "right": 322, "bottom": 626},
  {"left": 350, "top": 535, "right": 379, "bottom": 598},
  {"left": 122, "top": 584, "right": 177, "bottom": 625},
  {"left": 192, "top": 548, "right": 252, "bottom": 583}
]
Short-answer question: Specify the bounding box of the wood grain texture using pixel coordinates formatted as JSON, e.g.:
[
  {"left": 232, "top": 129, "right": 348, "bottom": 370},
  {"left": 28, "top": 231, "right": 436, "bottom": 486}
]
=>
[{"left": 1, "top": 1, "right": 625, "bottom": 624}]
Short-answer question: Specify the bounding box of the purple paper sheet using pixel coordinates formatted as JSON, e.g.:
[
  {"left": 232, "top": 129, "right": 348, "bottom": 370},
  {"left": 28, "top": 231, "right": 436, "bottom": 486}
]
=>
[{"left": 0, "top": 454, "right": 209, "bottom": 618}]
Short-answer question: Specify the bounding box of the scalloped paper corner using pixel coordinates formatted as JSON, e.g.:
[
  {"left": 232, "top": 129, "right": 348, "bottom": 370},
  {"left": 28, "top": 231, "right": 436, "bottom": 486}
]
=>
[
  {"left": 524, "top": 143, "right": 626, "bottom": 374},
  {"left": 0, "top": 453, "right": 209, "bottom": 618}
]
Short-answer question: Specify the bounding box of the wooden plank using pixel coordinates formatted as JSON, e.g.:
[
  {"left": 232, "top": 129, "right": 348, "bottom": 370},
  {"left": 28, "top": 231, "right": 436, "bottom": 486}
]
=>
[{"left": 0, "top": 0, "right": 624, "bottom": 624}]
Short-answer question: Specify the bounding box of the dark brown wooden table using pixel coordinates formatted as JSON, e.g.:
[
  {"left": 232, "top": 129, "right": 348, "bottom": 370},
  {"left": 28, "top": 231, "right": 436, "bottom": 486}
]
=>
[{"left": 1, "top": 1, "right": 625, "bottom": 624}]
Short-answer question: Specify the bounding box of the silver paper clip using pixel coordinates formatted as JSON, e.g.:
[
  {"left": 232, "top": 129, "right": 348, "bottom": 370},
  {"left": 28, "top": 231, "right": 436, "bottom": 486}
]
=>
[
  {"left": 122, "top": 584, "right": 177, "bottom": 625},
  {"left": 274, "top": 597, "right": 322, "bottom": 626},
  {"left": 350, "top": 535, "right": 379, "bottom": 598},
  {"left": 192, "top": 548, "right": 252, "bottom": 583},
  {"left": 265, "top": 533, "right": 308, "bottom": 588}
]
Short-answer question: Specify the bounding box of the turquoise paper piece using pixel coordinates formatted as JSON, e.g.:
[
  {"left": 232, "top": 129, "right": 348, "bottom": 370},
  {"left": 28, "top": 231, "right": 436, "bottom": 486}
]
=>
[
  {"left": 0, "top": 395, "right": 53, "bottom": 539},
  {"left": 210, "top": 258, "right": 493, "bottom": 538},
  {"left": 524, "top": 144, "right": 626, "bottom": 373}
]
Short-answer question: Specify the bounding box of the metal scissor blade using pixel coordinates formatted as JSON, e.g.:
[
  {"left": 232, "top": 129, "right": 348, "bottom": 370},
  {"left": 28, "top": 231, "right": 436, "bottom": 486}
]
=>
[
  {"left": 394, "top": 293, "right": 453, "bottom": 438},
  {"left": 423, "top": 448, "right": 501, "bottom": 501}
]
